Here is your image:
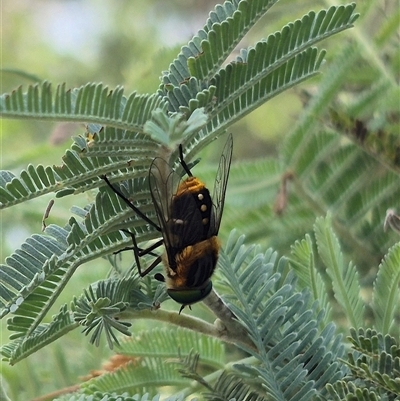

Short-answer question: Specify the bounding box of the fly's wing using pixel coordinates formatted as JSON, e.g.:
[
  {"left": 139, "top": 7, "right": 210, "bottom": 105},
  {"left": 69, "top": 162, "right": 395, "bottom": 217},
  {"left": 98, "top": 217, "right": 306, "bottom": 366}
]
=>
[
  {"left": 149, "top": 157, "right": 178, "bottom": 257},
  {"left": 209, "top": 134, "right": 233, "bottom": 236},
  {"left": 149, "top": 157, "right": 204, "bottom": 268}
]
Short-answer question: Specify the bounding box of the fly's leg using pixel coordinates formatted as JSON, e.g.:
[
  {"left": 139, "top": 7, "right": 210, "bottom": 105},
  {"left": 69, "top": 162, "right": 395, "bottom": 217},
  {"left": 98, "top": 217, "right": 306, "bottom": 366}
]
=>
[
  {"left": 120, "top": 229, "right": 163, "bottom": 277},
  {"left": 101, "top": 175, "right": 161, "bottom": 232},
  {"left": 101, "top": 174, "right": 163, "bottom": 276},
  {"left": 115, "top": 229, "right": 161, "bottom": 258}
]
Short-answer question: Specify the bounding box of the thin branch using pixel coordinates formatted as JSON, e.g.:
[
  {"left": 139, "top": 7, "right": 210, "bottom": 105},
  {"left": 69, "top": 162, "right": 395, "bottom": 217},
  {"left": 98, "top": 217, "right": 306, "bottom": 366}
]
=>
[
  {"left": 202, "top": 289, "right": 255, "bottom": 350},
  {"left": 120, "top": 300, "right": 256, "bottom": 351}
]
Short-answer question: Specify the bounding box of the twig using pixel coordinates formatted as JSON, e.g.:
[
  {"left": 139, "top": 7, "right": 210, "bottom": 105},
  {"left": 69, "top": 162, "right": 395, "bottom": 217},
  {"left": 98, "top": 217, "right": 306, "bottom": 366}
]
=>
[
  {"left": 202, "top": 289, "right": 256, "bottom": 351},
  {"left": 120, "top": 299, "right": 256, "bottom": 351}
]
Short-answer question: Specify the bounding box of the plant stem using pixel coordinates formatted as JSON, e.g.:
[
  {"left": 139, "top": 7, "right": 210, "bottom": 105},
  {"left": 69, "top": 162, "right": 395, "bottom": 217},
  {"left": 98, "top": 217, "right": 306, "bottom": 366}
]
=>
[
  {"left": 202, "top": 289, "right": 255, "bottom": 351},
  {"left": 120, "top": 301, "right": 256, "bottom": 351}
]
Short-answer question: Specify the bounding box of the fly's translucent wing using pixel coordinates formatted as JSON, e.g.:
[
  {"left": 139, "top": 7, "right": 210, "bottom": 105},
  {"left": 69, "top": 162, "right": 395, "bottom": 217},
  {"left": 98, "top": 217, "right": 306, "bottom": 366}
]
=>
[
  {"left": 210, "top": 134, "right": 233, "bottom": 236},
  {"left": 149, "top": 134, "right": 233, "bottom": 270},
  {"left": 148, "top": 158, "right": 178, "bottom": 257},
  {"left": 149, "top": 158, "right": 207, "bottom": 270}
]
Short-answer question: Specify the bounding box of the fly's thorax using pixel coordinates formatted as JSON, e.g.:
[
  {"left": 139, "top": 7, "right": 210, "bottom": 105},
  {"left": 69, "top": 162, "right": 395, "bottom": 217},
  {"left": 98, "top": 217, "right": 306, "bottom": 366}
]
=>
[
  {"left": 163, "top": 236, "right": 220, "bottom": 290},
  {"left": 175, "top": 176, "right": 206, "bottom": 197},
  {"left": 168, "top": 178, "right": 214, "bottom": 248}
]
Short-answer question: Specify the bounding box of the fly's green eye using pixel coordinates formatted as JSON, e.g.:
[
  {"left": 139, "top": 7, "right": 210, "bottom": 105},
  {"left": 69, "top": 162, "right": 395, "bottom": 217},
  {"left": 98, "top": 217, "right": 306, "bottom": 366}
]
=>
[{"left": 167, "top": 281, "right": 213, "bottom": 305}]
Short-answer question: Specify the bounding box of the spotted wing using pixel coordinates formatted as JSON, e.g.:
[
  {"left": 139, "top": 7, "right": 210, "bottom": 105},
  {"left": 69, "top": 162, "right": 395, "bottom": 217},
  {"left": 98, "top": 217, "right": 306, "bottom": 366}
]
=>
[{"left": 209, "top": 134, "right": 233, "bottom": 236}]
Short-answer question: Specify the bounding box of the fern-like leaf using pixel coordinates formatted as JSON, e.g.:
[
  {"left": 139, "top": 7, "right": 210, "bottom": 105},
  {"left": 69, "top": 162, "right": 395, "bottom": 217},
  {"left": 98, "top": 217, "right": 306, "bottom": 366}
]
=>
[
  {"left": 344, "top": 328, "right": 400, "bottom": 399},
  {"left": 115, "top": 327, "right": 225, "bottom": 370},
  {"left": 0, "top": 82, "right": 167, "bottom": 131},
  {"left": 0, "top": 224, "right": 69, "bottom": 318},
  {"left": 314, "top": 214, "right": 364, "bottom": 329},
  {"left": 204, "top": 371, "right": 267, "bottom": 401},
  {"left": 72, "top": 277, "right": 141, "bottom": 349},
  {"left": 161, "top": 0, "right": 279, "bottom": 97},
  {"left": 54, "top": 392, "right": 187, "bottom": 401},
  {"left": 324, "top": 381, "right": 383, "bottom": 401},
  {"left": 207, "top": 46, "right": 325, "bottom": 136},
  {"left": 162, "top": 3, "right": 358, "bottom": 135},
  {"left": 372, "top": 242, "right": 400, "bottom": 335},
  {"left": 0, "top": 304, "right": 77, "bottom": 365},
  {"left": 0, "top": 133, "right": 158, "bottom": 209},
  {"left": 1, "top": 174, "right": 164, "bottom": 333},
  {"left": 81, "top": 357, "right": 188, "bottom": 396},
  {"left": 187, "top": 0, "right": 279, "bottom": 82},
  {"left": 277, "top": 40, "right": 400, "bottom": 262},
  {"left": 81, "top": 125, "right": 158, "bottom": 158},
  {"left": 289, "top": 234, "right": 331, "bottom": 327},
  {"left": 217, "top": 231, "right": 345, "bottom": 400}
]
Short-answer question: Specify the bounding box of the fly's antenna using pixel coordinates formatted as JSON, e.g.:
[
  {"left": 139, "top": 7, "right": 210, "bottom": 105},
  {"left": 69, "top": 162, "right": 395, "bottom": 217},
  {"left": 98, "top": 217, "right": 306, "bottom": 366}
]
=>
[{"left": 178, "top": 144, "right": 193, "bottom": 177}]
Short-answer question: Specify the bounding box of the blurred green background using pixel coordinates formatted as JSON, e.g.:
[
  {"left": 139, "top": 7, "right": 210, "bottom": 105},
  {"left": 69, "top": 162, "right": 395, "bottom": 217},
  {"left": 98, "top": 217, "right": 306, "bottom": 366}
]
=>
[{"left": 1, "top": 0, "right": 396, "bottom": 399}]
